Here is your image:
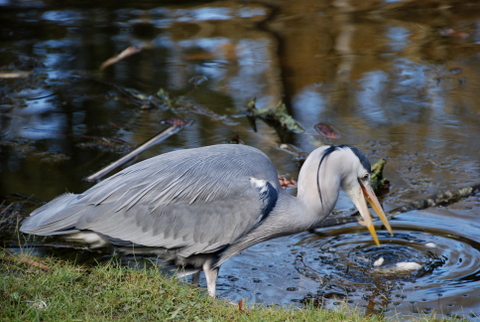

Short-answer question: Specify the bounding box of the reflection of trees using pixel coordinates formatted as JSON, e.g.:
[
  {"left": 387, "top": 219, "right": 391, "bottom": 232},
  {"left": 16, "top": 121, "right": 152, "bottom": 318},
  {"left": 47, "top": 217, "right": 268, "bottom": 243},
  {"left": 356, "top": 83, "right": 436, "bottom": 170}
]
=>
[
  {"left": 3, "top": 0, "right": 480, "bottom": 199},
  {"left": 125, "top": 3, "right": 286, "bottom": 144},
  {"left": 264, "top": 0, "right": 480, "bottom": 154}
]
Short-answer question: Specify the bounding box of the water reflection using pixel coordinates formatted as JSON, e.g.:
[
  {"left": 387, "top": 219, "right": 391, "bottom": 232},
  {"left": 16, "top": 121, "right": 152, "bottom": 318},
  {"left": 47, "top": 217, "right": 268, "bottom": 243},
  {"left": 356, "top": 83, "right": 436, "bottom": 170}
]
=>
[{"left": 2, "top": 0, "right": 480, "bottom": 319}]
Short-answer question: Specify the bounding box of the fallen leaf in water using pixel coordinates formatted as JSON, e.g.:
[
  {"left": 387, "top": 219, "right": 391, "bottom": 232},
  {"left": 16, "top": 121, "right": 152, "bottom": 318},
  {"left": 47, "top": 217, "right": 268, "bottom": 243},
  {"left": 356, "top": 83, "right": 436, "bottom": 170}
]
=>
[
  {"left": 100, "top": 46, "right": 142, "bottom": 71},
  {"left": 161, "top": 118, "right": 188, "bottom": 127},
  {"left": 278, "top": 176, "right": 297, "bottom": 189},
  {"left": 314, "top": 122, "right": 341, "bottom": 139}
]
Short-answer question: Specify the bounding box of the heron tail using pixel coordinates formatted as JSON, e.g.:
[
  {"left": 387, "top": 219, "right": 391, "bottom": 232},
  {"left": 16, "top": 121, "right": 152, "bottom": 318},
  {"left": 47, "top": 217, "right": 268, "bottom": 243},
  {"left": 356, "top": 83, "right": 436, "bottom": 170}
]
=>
[{"left": 20, "top": 193, "right": 83, "bottom": 236}]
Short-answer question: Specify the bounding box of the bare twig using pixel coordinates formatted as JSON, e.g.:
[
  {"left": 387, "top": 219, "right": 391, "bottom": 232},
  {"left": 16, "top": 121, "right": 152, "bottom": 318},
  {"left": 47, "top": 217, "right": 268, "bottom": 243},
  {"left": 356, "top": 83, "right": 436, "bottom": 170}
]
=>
[
  {"left": 100, "top": 46, "right": 142, "bottom": 71},
  {"left": 0, "top": 71, "right": 32, "bottom": 78},
  {"left": 1, "top": 248, "right": 50, "bottom": 270},
  {"left": 17, "top": 254, "right": 51, "bottom": 270},
  {"left": 85, "top": 118, "right": 189, "bottom": 182}
]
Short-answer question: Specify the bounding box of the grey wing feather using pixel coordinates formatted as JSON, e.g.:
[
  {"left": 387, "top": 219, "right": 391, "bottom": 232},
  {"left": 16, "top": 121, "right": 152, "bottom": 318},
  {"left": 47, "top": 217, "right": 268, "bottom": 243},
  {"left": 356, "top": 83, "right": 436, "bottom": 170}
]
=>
[{"left": 21, "top": 145, "right": 281, "bottom": 257}]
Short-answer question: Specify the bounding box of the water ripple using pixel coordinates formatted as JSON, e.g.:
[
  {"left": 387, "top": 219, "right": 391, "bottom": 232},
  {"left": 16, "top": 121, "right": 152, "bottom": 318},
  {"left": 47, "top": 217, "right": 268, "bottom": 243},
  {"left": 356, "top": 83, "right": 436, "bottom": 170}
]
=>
[{"left": 295, "top": 210, "right": 480, "bottom": 318}]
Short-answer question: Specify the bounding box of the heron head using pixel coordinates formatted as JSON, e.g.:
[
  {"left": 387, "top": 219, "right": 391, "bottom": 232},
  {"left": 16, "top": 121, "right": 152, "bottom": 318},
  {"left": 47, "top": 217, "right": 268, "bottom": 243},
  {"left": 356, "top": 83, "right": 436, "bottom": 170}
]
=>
[{"left": 338, "top": 146, "right": 393, "bottom": 246}]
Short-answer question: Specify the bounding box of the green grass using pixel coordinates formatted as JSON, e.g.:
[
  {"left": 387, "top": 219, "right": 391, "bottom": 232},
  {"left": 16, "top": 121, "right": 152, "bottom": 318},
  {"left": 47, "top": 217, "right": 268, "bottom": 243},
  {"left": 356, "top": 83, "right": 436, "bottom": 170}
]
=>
[{"left": 0, "top": 250, "right": 466, "bottom": 322}]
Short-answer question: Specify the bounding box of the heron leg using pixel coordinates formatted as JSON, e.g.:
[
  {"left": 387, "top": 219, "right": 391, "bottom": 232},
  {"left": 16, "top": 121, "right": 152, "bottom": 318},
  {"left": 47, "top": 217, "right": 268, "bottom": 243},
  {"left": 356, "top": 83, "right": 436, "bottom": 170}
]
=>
[
  {"left": 202, "top": 260, "right": 219, "bottom": 297},
  {"left": 191, "top": 271, "right": 201, "bottom": 286}
]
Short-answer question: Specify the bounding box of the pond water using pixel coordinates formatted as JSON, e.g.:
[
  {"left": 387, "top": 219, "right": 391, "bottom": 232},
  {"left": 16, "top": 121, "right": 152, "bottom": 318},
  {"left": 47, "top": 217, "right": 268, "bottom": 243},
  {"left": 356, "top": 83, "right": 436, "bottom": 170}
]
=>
[{"left": 2, "top": 0, "right": 480, "bottom": 319}]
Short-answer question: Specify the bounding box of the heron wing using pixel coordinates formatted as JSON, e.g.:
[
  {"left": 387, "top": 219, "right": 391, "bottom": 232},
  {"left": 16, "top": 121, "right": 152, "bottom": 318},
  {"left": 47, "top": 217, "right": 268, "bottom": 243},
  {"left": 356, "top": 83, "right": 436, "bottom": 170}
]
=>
[{"left": 22, "top": 145, "right": 280, "bottom": 257}]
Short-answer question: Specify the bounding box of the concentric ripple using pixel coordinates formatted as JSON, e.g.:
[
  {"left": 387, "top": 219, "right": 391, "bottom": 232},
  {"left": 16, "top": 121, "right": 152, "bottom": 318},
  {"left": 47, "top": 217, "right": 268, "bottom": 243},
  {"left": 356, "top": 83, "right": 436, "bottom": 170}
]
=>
[{"left": 293, "top": 210, "right": 480, "bottom": 318}]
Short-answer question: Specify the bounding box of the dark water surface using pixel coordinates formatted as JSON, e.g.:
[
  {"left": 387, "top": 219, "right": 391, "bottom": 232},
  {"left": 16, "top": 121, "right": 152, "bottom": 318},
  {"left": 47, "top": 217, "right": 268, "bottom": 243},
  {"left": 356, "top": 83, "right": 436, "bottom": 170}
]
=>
[{"left": 2, "top": 0, "right": 480, "bottom": 319}]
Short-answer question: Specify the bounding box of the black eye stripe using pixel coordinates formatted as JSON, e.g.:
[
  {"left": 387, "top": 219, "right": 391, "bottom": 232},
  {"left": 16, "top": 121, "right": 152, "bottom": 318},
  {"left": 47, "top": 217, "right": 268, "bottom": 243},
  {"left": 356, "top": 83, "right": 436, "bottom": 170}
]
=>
[{"left": 316, "top": 145, "right": 371, "bottom": 202}]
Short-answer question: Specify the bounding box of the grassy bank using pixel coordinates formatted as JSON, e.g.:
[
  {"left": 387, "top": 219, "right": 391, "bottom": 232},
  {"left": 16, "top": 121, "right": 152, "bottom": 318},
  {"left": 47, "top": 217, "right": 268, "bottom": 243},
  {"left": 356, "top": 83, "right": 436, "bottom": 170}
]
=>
[{"left": 0, "top": 250, "right": 463, "bottom": 322}]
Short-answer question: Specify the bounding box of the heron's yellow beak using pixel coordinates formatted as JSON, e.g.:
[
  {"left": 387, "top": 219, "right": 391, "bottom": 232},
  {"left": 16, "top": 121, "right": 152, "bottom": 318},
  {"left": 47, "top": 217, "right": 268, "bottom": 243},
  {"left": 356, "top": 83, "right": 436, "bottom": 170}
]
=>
[{"left": 357, "top": 180, "right": 393, "bottom": 246}]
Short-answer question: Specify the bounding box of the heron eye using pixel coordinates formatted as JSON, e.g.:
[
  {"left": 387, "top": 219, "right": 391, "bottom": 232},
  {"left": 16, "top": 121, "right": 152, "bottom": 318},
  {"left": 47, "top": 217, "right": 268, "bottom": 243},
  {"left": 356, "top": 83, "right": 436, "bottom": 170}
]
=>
[{"left": 362, "top": 173, "right": 369, "bottom": 180}]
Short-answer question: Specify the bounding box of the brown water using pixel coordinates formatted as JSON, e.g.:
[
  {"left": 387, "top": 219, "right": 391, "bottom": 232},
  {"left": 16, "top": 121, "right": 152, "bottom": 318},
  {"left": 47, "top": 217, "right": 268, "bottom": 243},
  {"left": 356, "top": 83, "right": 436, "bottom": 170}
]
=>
[{"left": 2, "top": 0, "right": 480, "bottom": 319}]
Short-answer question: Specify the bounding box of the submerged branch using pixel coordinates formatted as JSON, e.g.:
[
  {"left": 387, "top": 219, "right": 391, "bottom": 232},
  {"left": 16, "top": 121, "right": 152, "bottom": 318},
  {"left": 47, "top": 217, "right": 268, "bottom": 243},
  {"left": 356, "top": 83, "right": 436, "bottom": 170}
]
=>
[
  {"left": 245, "top": 99, "right": 305, "bottom": 134},
  {"left": 387, "top": 183, "right": 480, "bottom": 216}
]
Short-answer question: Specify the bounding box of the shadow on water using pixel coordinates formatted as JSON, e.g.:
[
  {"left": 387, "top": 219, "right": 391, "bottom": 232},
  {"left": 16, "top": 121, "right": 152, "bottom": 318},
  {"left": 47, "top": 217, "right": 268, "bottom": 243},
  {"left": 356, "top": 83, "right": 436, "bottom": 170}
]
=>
[{"left": 2, "top": 0, "right": 480, "bottom": 319}]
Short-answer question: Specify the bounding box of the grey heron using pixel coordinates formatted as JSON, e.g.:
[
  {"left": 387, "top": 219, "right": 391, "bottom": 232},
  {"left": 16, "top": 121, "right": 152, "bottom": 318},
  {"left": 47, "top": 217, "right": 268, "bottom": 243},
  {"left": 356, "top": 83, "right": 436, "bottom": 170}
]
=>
[{"left": 20, "top": 144, "right": 393, "bottom": 297}]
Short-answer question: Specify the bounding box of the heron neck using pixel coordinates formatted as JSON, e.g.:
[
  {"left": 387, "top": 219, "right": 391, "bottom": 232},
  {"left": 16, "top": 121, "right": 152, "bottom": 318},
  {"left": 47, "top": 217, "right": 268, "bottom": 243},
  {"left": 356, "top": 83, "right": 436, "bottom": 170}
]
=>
[
  {"left": 295, "top": 152, "right": 341, "bottom": 226},
  {"left": 296, "top": 179, "right": 339, "bottom": 223}
]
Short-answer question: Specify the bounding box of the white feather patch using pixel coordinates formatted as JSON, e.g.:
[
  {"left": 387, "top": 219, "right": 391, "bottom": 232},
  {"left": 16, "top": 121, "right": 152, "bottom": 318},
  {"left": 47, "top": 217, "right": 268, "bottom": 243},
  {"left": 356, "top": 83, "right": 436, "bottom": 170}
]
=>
[
  {"left": 250, "top": 177, "right": 268, "bottom": 193},
  {"left": 65, "top": 232, "right": 110, "bottom": 248}
]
